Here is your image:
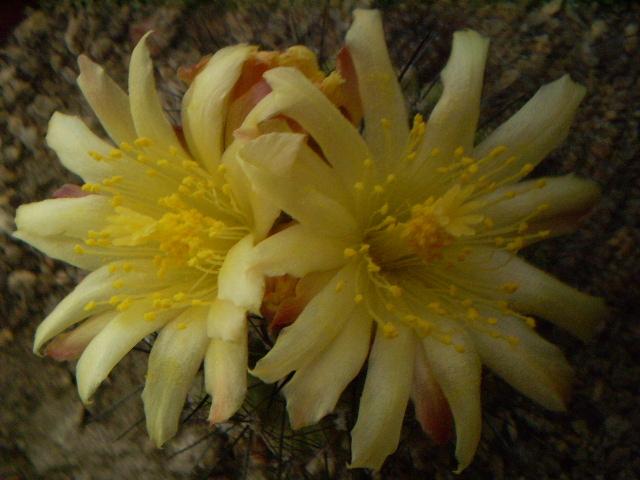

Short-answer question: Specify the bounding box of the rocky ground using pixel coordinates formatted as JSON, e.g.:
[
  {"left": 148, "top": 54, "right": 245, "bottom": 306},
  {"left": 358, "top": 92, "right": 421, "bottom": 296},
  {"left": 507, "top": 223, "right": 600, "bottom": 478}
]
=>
[{"left": 1, "top": 0, "right": 639, "bottom": 479}]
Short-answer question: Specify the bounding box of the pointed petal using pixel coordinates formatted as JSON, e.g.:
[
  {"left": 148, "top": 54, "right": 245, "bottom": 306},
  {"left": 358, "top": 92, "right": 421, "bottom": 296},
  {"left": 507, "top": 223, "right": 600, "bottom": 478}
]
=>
[
  {"left": 251, "top": 262, "right": 359, "bottom": 383},
  {"left": 422, "top": 329, "right": 482, "bottom": 473},
  {"left": 44, "top": 310, "right": 116, "bottom": 360},
  {"left": 77, "top": 55, "right": 137, "bottom": 146},
  {"left": 238, "top": 132, "right": 359, "bottom": 238},
  {"left": 261, "top": 67, "right": 370, "bottom": 189},
  {"left": 142, "top": 307, "right": 209, "bottom": 446},
  {"left": 283, "top": 309, "right": 371, "bottom": 429},
  {"left": 480, "top": 175, "right": 601, "bottom": 230},
  {"left": 346, "top": 9, "right": 409, "bottom": 164},
  {"left": 46, "top": 112, "right": 122, "bottom": 183},
  {"left": 469, "top": 312, "right": 573, "bottom": 411},
  {"left": 204, "top": 334, "right": 248, "bottom": 424},
  {"left": 128, "top": 33, "right": 187, "bottom": 156},
  {"left": 182, "top": 45, "right": 255, "bottom": 171},
  {"left": 76, "top": 301, "right": 178, "bottom": 402},
  {"left": 473, "top": 75, "right": 586, "bottom": 181},
  {"left": 417, "top": 30, "right": 489, "bottom": 164},
  {"left": 350, "top": 326, "right": 416, "bottom": 470},
  {"left": 14, "top": 195, "right": 115, "bottom": 270},
  {"left": 411, "top": 344, "right": 453, "bottom": 445},
  {"left": 249, "top": 223, "right": 348, "bottom": 278},
  {"left": 463, "top": 249, "right": 607, "bottom": 340},
  {"left": 31, "top": 260, "right": 156, "bottom": 352},
  {"left": 217, "top": 234, "right": 263, "bottom": 313}
]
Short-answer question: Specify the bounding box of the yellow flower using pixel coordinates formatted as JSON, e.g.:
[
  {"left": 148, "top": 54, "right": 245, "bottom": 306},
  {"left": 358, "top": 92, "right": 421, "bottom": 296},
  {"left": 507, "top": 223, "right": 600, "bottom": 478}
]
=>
[
  {"left": 236, "top": 10, "right": 608, "bottom": 471},
  {"left": 12, "top": 35, "right": 332, "bottom": 446}
]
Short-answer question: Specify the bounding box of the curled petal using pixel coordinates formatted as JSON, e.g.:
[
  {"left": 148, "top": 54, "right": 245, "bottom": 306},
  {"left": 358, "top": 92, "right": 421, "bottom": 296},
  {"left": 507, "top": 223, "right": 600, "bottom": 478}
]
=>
[
  {"left": 182, "top": 45, "right": 256, "bottom": 170},
  {"left": 217, "top": 234, "right": 264, "bottom": 313},
  {"left": 142, "top": 307, "right": 209, "bottom": 446}
]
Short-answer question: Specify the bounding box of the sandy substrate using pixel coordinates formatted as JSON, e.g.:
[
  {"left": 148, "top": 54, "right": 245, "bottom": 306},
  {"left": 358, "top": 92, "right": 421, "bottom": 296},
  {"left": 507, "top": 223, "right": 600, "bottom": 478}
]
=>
[{"left": 1, "top": 1, "right": 639, "bottom": 479}]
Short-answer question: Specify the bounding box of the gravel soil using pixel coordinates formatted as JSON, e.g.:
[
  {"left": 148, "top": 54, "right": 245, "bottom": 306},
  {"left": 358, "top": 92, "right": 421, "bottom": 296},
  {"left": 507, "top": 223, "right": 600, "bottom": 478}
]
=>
[{"left": 1, "top": 1, "right": 639, "bottom": 479}]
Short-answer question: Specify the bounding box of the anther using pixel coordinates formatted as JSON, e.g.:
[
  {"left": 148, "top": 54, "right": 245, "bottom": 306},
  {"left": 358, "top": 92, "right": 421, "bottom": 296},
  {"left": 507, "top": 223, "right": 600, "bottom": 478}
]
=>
[
  {"left": 501, "top": 283, "right": 519, "bottom": 293},
  {"left": 134, "top": 137, "right": 152, "bottom": 147},
  {"left": 354, "top": 294, "right": 364, "bottom": 304},
  {"left": 84, "top": 301, "right": 97, "bottom": 311}
]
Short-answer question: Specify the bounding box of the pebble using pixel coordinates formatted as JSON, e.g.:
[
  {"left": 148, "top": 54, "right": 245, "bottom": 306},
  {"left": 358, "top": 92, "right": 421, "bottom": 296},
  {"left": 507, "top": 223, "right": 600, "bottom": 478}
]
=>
[{"left": 7, "top": 270, "right": 37, "bottom": 298}]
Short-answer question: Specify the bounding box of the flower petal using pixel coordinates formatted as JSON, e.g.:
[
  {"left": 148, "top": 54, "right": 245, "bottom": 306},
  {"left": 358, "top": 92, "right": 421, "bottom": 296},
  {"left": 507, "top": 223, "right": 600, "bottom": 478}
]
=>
[
  {"left": 207, "top": 298, "right": 246, "bottom": 343},
  {"left": 469, "top": 312, "right": 573, "bottom": 411},
  {"left": 128, "top": 32, "right": 187, "bottom": 156},
  {"left": 463, "top": 249, "right": 607, "bottom": 340},
  {"left": 31, "top": 260, "right": 157, "bottom": 353},
  {"left": 350, "top": 326, "right": 416, "bottom": 470},
  {"left": 14, "top": 195, "right": 115, "bottom": 270},
  {"left": 182, "top": 45, "right": 255, "bottom": 171},
  {"left": 217, "top": 234, "right": 263, "bottom": 313},
  {"left": 412, "top": 344, "right": 453, "bottom": 445},
  {"left": 283, "top": 308, "right": 372, "bottom": 429},
  {"left": 416, "top": 30, "right": 489, "bottom": 165},
  {"left": 251, "top": 262, "right": 359, "bottom": 383},
  {"left": 76, "top": 301, "right": 178, "bottom": 402},
  {"left": 473, "top": 75, "right": 586, "bottom": 181},
  {"left": 142, "top": 307, "right": 209, "bottom": 447},
  {"left": 77, "top": 55, "right": 137, "bottom": 146},
  {"left": 346, "top": 9, "right": 409, "bottom": 165},
  {"left": 204, "top": 334, "right": 248, "bottom": 424},
  {"left": 46, "top": 112, "right": 122, "bottom": 183},
  {"left": 261, "top": 67, "right": 370, "bottom": 190},
  {"left": 238, "top": 132, "right": 359, "bottom": 238},
  {"left": 480, "top": 175, "right": 601, "bottom": 231},
  {"left": 422, "top": 329, "right": 482, "bottom": 473},
  {"left": 249, "top": 223, "right": 348, "bottom": 278},
  {"left": 44, "top": 310, "right": 116, "bottom": 360}
]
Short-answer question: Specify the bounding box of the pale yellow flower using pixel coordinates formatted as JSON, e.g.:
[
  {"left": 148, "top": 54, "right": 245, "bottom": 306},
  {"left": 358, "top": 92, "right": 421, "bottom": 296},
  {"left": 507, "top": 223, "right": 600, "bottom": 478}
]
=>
[
  {"left": 236, "top": 10, "right": 608, "bottom": 471},
  {"left": 12, "top": 35, "right": 291, "bottom": 446}
]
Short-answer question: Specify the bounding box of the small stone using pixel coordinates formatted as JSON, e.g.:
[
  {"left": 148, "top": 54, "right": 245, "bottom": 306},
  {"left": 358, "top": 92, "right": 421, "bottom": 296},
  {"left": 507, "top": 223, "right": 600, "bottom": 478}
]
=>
[
  {"left": 3, "top": 244, "right": 23, "bottom": 266},
  {"left": 0, "top": 328, "right": 14, "bottom": 348},
  {"left": 590, "top": 19, "right": 608, "bottom": 39},
  {"left": 2, "top": 145, "right": 22, "bottom": 165},
  {"left": 8, "top": 270, "right": 37, "bottom": 297},
  {"left": 0, "top": 165, "right": 17, "bottom": 183}
]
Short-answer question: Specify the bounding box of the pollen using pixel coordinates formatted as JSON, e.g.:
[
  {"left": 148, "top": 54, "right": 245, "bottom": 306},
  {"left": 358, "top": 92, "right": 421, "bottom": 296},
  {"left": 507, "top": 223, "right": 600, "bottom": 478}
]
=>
[
  {"left": 134, "top": 137, "right": 152, "bottom": 147},
  {"left": 84, "top": 301, "right": 97, "bottom": 311},
  {"left": 144, "top": 312, "right": 156, "bottom": 322},
  {"left": 381, "top": 322, "right": 398, "bottom": 339},
  {"left": 344, "top": 247, "right": 358, "bottom": 259},
  {"left": 354, "top": 294, "right": 364, "bottom": 304}
]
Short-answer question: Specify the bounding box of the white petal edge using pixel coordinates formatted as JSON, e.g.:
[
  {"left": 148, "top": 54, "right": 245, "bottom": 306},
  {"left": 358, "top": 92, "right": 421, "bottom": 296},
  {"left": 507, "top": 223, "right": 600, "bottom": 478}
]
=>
[
  {"left": 350, "top": 326, "right": 416, "bottom": 470},
  {"left": 142, "top": 307, "right": 210, "bottom": 447}
]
